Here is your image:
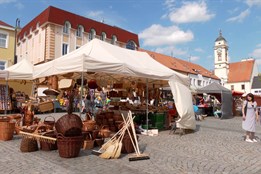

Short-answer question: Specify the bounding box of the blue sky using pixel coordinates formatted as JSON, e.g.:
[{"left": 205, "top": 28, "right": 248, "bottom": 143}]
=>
[{"left": 1, "top": 0, "right": 261, "bottom": 72}]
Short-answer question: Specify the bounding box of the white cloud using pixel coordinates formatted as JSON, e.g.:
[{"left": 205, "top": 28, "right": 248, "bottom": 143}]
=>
[
  {"left": 190, "top": 56, "right": 200, "bottom": 62},
  {"left": 163, "top": 0, "right": 176, "bottom": 10},
  {"left": 86, "top": 10, "right": 104, "bottom": 20},
  {"left": 168, "top": 1, "right": 215, "bottom": 23},
  {"left": 154, "top": 46, "right": 187, "bottom": 57},
  {"left": 226, "top": 8, "right": 250, "bottom": 22},
  {"left": 14, "top": 2, "right": 24, "bottom": 10},
  {"left": 250, "top": 47, "right": 261, "bottom": 59},
  {"left": 194, "top": 48, "right": 204, "bottom": 53},
  {"left": 139, "top": 24, "right": 194, "bottom": 47},
  {"left": 0, "top": 0, "right": 15, "bottom": 4},
  {"left": 227, "top": 7, "right": 240, "bottom": 14},
  {"left": 245, "top": 0, "right": 261, "bottom": 7}
]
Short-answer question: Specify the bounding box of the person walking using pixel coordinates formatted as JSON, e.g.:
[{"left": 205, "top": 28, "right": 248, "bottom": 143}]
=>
[{"left": 242, "top": 93, "right": 259, "bottom": 143}]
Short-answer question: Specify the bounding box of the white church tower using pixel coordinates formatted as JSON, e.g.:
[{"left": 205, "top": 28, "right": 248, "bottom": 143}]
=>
[{"left": 214, "top": 30, "right": 229, "bottom": 84}]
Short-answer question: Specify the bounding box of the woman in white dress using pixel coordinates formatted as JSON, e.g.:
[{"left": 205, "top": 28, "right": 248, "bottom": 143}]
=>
[{"left": 242, "top": 93, "right": 259, "bottom": 142}]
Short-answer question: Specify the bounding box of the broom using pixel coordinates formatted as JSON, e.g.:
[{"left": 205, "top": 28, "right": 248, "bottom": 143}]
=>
[
  {"left": 127, "top": 111, "right": 150, "bottom": 161},
  {"left": 92, "top": 117, "right": 131, "bottom": 155},
  {"left": 100, "top": 118, "right": 130, "bottom": 159}
]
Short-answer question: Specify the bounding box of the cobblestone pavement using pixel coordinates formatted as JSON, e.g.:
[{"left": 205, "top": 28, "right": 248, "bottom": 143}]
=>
[{"left": 1, "top": 113, "right": 261, "bottom": 174}]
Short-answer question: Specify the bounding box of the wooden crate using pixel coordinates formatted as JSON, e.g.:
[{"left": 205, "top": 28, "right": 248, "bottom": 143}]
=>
[{"left": 38, "top": 101, "right": 54, "bottom": 113}]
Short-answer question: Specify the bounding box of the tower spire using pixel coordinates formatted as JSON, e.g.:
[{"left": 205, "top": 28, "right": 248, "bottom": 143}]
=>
[{"left": 219, "top": 29, "right": 222, "bottom": 37}]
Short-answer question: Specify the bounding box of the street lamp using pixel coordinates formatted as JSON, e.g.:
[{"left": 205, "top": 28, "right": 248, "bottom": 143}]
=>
[{"left": 14, "top": 18, "right": 20, "bottom": 64}]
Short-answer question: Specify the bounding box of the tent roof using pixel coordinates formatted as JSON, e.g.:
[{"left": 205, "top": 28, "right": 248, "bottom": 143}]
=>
[
  {"left": 33, "top": 39, "right": 189, "bottom": 87},
  {"left": 0, "top": 58, "right": 33, "bottom": 80},
  {"left": 197, "top": 82, "right": 231, "bottom": 94}
]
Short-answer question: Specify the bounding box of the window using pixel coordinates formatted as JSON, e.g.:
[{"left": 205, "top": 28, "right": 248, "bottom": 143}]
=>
[
  {"left": 63, "top": 21, "right": 71, "bottom": 34},
  {"left": 126, "top": 40, "right": 136, "bottom": 50},
  {"left": 0, "top": 33, "right": 8, "bottom": 48},
  {"left": 76, "top": 25, "right": 83, "bottom": 37},
  {"left": 0, "top": 60, "right": 7, "bottom": 70},
  {"left": 241, "top": 84, "right": 245, "bottom": 90},
  {"left": 197, "top": 80, "right": 202, "bottom": 86},
  {"left": 89, "top": 29, "right": 96, "bottom": 40},
  {"left": 101, "top": 32, "right": 106, "bottom": 41},
  {"left": 231, "top": 85, "right": 234, "bottom": 90},
  {"left": 62, "top": 43, "right": 68, "bottom": 55},
  {"left": 111, "top": 35, "right": 117, "bottom": 45}
]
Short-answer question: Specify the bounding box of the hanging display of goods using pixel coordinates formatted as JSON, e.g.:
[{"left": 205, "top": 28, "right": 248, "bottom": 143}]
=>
[
  {"left": 88, "top": 79, "right": 98, "bottom": 89},
  {"left": 55, "top": 114, "right": 83, "bottom": 137},
  {"left": 43, "top": 116, "right": 55, "bottom": 130},
  {"left": 0, "top": 117, "right": 15, "bottom": 141},
  {"left": 76, "top": 78, "right": 87, "bottom": 85},
  {"left": 40, "top": 131, "right": 58, "bottom": 151},
  {"left": 20, "top": 136, "right": 39, "bottom": 152},
  {"left": 51, "top": 75, "right": 59, "bottom": 90},
  {"left": 57, "top": 134, "right": 84, "bottom": 158}
]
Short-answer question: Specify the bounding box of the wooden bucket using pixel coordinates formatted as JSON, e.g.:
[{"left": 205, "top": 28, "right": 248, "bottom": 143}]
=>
[{"left": 0, "top": 118, "right": 15, "bottom": 141}]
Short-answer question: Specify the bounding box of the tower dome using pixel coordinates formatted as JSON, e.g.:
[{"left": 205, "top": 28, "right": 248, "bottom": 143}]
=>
[{"left": 215, "top": 30, "right": 226, "bottom": 42}]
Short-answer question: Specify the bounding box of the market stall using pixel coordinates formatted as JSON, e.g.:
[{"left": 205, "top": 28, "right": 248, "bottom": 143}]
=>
[
  {"left": 33, "top": 39, "right": 196, "bottom": 130},
  {"left": 197, "top": 82, "right": 233, "bottom": 119}
]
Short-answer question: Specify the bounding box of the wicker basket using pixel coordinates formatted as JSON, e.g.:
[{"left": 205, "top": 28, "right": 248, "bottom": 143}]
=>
[
  {"left": 40, "top": 132, "right": 57, "bottom": 151},
  {"left": 57, "top": 134, "right": 83, "bottom": 158},
  {"left": 82, "top": 133, "right": 94, "bottom": 150},
  {"left": 82, "top": 120, "right": 96, "bottom": 131},
  {"left": 20, "top": 137, "right": 39, "bottom": 152},
  {"left": 99, "top": 126, "right": 111, "bottom": 138},
  {"left": 0, "top": 118, "right": 15, "bottom": 141},
  {"left": 38, "top": 101, "right": 54, "bottom": 113},
  {"left": 55, "top": 114, "right": 82, "bottom": 137},
  {"left": 44, "top": 116, "right": 55, "bottom": 130}
]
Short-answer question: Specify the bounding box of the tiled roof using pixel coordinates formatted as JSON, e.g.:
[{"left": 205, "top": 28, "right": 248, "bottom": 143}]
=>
[
  {"left": 18, "top": 6, "right": 139, "bottom": 46},
  {"left": 0, "top": 20, "right": 13, "bottom": 28},
  {"left": 251, "top": 76, "right": 261, "bottom": 89},
  {"left": 227, "top": 59, "right": 254, "bottom": 83},
  {"left": 139, "top": 48, "right": 219, "bottom": 80}
]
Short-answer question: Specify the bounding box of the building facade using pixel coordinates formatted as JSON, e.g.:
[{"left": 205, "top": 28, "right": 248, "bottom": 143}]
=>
[
  {"left": 0, "top": 20, "right": 15, "bottom": 70},
  {"left": 16, "top": 6, "right": 139, "bottom": 65},
  {"left": 213, "top": 31, "right": 258, "bottom": 93}
]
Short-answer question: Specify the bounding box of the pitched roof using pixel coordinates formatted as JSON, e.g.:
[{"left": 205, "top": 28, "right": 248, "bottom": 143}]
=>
[
  {"left": 227, "top": 59, "right": 255, "bottom": 83},
  {"left": 138, "top": 48, "right": 219, "bottom": 80},
  {"left": 251, "top": 76, "right": 261, "bottom": 89},
  {"left": 18, "top": 6, "right": 139, "bottom": 46},
  {"left": 0, "top": 20, "right": 13, "bottom": 28}
]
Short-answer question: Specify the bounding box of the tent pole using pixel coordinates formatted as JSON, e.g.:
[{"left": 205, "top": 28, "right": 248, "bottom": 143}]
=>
[
  {"left": 146, "top": 78, "right": 148, "bottom": 133},
  {"left": 4, "top": 79, "right": 8, "bottom": 115},
  {"left": 80, "top": 72, "right": 84, "bottom": 118}
]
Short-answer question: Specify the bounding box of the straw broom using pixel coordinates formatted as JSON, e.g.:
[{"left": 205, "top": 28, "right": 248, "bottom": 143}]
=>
[
  {"left": 92, "top": 116, "right": 131, "bottom": 155},
  {"left": 100, "top": 119, "right": 130, "bottom": 159}
]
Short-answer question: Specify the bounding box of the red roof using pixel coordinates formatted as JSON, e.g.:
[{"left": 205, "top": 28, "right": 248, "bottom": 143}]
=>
[
  {"left": 228, "top": 59, "right": 255, "bottom": 83},
  {"left": 0, "top": 20, "right": 13, "bottom": 28},
  {"left": 139, "top": 48, "right": 219, "bottom": 80},
  {"left": 18, "top": 6, "right": 139, "bottom": 46}
]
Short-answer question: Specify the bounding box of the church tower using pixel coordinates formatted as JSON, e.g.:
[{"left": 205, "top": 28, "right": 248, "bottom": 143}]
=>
[{"left": 214, "top": 30, "right": 229, "bottom": 84}]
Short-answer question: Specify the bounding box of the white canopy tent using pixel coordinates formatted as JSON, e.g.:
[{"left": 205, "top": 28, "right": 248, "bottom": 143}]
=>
[
  {"left": 0, "top": 58, "right": 33, "bottom": 80},
  {"left": 33, "top": 39, "right": 196, "bottom": 130}
]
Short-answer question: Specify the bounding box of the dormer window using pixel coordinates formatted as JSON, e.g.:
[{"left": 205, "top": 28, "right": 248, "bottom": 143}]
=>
[
  {"left": 76, "top": 25, "right": 84, "bottom": 37},
  {"left": 89, "top": 28, "right": 96, "bottom": 40},
  {"left": 126, "top": 40, "right": 136, "bottom": 50},
  {"left": 101, "top": 32, "right": 106, "bottom": 41},
  {"left": 111, "top": 35, "right": 117, "bottom": 45},
  {"left": 63, "top": 21, "right": 71, "bottom": 34}
]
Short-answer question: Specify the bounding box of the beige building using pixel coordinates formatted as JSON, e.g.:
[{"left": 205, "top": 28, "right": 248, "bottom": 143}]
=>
[
  {"left": 16, "top": 6, "right": 139, "bottom": 65},
  {"left": 0, "top": 20, "right": 15, "bottom": 69}
]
